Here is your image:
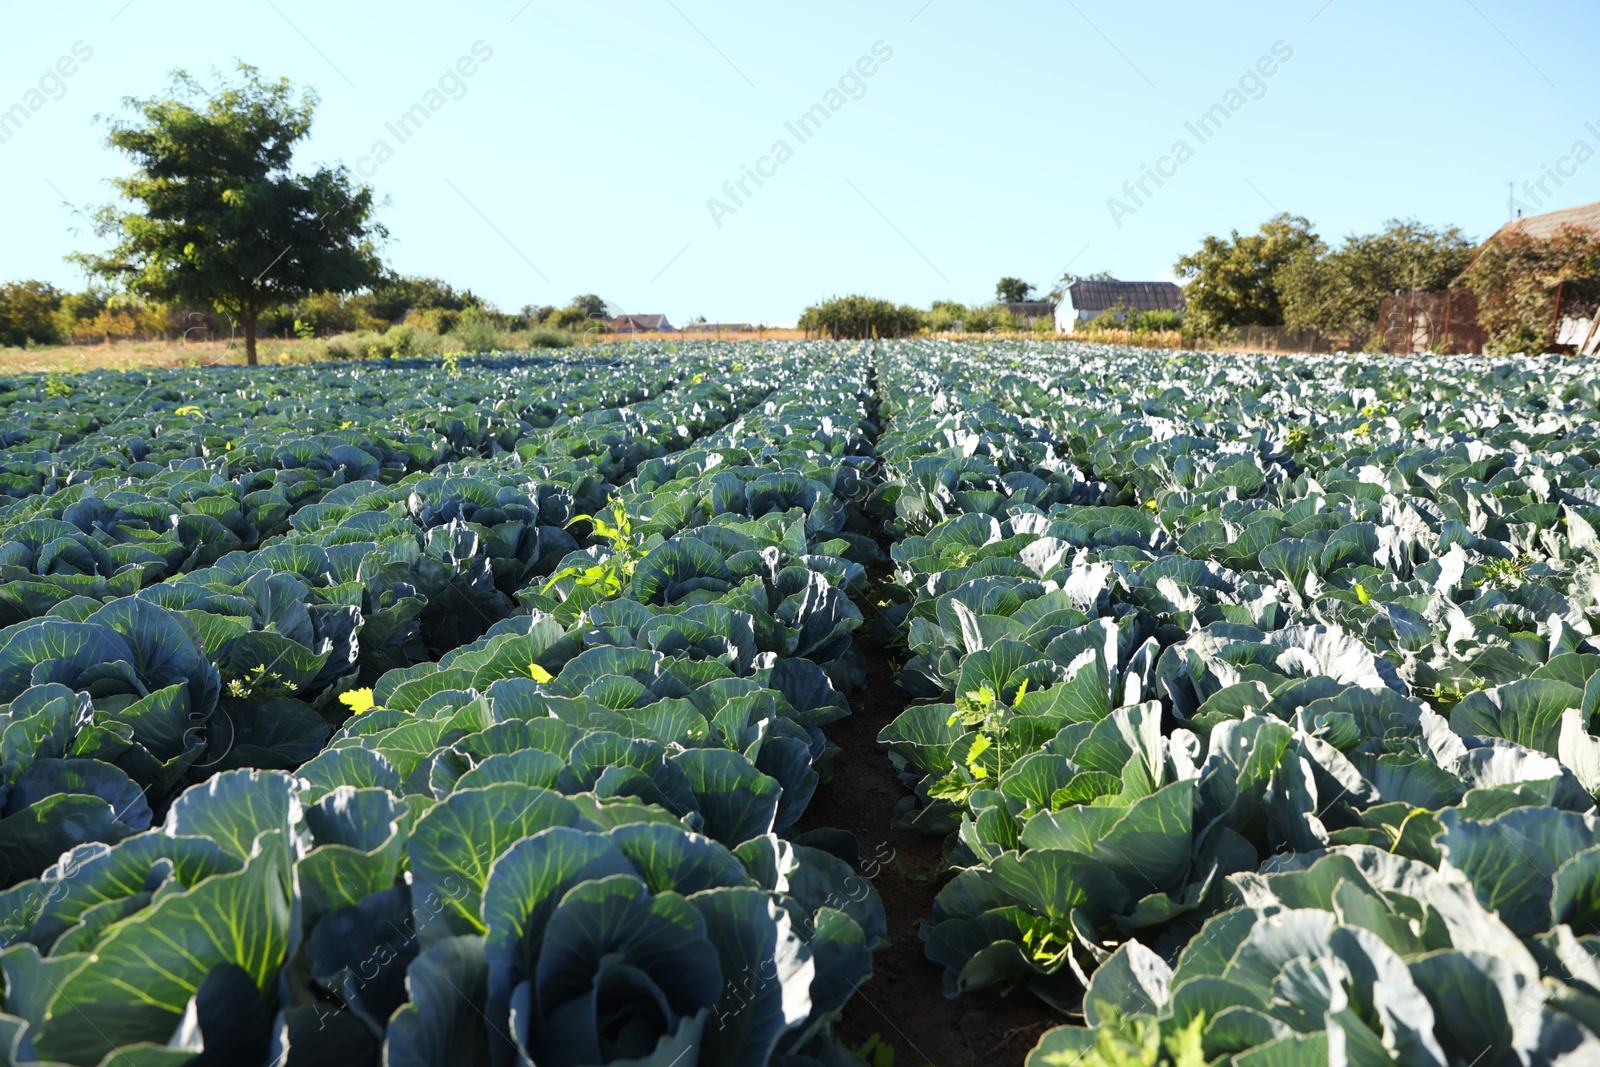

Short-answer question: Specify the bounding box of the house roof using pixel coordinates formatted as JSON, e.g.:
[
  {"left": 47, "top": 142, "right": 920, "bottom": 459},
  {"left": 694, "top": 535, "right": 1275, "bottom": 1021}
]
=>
[
  {"left": 608, "top": 314, "right": 673, "bottom": 331},
  {"left": 1004, "top": 302, "right": 1057, "bottom": 316},
  {"left": 1067, "top": 280, "right": 1184, "bottom": 313},
  {"left": 1489, "top": 200, "right": 1600, "bottom": 243}
]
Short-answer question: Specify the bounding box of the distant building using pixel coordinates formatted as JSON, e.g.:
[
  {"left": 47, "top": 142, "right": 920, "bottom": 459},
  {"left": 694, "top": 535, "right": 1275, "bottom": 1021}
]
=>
[
  {"left": 1002, "top": 302, "right": 1057, "bottom": 324},
  {"left": 1484, "top": 200, "right": 1600, "bottom": 354},
  {"left": 607, "top": 314, "right": 675, "bottom": 333},
  {"left": 1055, "top": 280, "right": 1184, "bottom": 333},
  {"left": 1488, "top": 199, "right": 1600, "bottom": 243}
]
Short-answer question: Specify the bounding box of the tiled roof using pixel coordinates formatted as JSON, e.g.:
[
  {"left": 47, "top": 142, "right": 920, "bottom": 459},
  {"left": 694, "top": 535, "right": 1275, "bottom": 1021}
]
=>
[
  {"left": 1067, "top": 280, "right": 1184, "bottom": 313},
  {"left": 609, "top": 314, "right": 673, "bottom": 331},
  {"left": 1490, "top": 200, "right": 1600, "bottom": 243}
]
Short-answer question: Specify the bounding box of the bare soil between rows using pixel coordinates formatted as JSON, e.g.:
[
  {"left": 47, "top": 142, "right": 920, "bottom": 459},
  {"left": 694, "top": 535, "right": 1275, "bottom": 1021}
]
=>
[{"left": 796, "top": 636, "right": 1063, "bottom": 1067}]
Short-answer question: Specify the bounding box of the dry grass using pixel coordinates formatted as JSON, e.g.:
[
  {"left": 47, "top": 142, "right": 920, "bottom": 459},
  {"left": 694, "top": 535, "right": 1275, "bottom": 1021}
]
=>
[
  {"left": 0, "top": 337, "right": 317, "bottom": 376},
  {"left": 1061, "top": 327, "right": 1187, "bottom": 348},
  {"left": 1, "top": 330, "right": 819, "bottom": 375}
]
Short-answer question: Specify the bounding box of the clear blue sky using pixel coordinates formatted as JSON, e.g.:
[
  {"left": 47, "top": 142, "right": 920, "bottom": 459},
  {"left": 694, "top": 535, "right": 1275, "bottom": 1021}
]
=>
[{"left": 2, "top": 0, "right": 1596, "bottom": 326}]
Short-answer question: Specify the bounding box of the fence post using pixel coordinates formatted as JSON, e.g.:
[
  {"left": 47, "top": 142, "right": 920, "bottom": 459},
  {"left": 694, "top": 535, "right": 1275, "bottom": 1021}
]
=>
[
  {"left": 1552, "top": 281, "right": 1566, "bottom": 350},
  {"left": 1406, "top": 290, "right": 1417, "bottom": 354}
]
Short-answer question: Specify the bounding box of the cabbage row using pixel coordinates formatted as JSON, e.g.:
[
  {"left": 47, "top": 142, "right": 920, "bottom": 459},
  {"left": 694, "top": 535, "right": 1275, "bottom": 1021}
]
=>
[
  {"left": 867, "top": 342, "right": 1600, "bottom": 1065},
  {"left": 0, "top": 342, "right": 903, "bottom": 1067},
  {"left": 0, "top": 348, "right": 807, "bottom": 885},
  {"left": 0, "top": 349, "right": 749, "bottom": 625},
  {"left": 16, "top": 337, "right": 1600, "bottom": 1067}
]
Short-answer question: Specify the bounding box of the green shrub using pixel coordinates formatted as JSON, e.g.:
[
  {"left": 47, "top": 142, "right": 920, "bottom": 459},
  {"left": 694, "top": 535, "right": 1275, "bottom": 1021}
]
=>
[
  {"left": 521, "top": 304, "right": 559, "bottom": 326},
  {"left": 369, "top": 274, "right": 480, "bottom": 321},
  {"left": 927, "top": 302, "right": 967, "bottom": 332},
  {"left": 526, "top": 327, "right": 574, "bottom": 349},
  {"left": 318, "top": 334, "right": 364, "bottom": 361},
  {"left": 798, "top": 295, "right": 924, "bottom": 339},
  {"left": 404, "top": 307, "right": 462, "bottom": 334},
  {"left": 1082, "top": 303, "right": 1184, "bottom": 333},
  {"left": 0, "top": 281, "right": 64, "bottom": 348},
  {"left": 451, "top": 307, "right": 499, "bottom": 353},
  {"left": 285, "top": 290, "right": 385, "bottom": 336},
  {"left": 381, "top": 324, "right": 418, "bottom": 358},
  {"left": 301, "top": 320, "right": 574, "bottom": 362},
  {"left": 542, "top": 306, "right": 599, "bottom": 332},
  {"left": 53, "top": 287, "right": 110, "bottom": 341},
  {"left": 959, "top": 306, "right": 993, "bottom": 333},
  {"left": 1460, "top": 226, "right": 1600, "bottom": 354}
]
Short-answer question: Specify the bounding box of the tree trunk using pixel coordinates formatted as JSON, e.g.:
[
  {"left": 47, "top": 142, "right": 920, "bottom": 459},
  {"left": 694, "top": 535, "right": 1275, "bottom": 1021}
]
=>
[{"left": 244, "top": 312, "right": 258, "bottom": 366}]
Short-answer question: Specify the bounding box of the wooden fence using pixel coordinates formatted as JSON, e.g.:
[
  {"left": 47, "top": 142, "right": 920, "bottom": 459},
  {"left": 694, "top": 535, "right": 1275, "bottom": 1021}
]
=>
[{"left": 1374, "top": 291, "right": 1488, "bottom": 355}]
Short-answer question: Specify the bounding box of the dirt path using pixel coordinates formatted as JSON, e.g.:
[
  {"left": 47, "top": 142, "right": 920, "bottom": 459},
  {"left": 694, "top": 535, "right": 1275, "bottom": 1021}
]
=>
[{"left": 797, "top": 637, "right": 1062, "bottom": 1067}]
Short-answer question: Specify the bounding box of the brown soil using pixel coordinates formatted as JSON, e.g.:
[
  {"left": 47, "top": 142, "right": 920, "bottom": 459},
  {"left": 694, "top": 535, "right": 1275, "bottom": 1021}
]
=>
[{"left": 797, "top": 637, "right": 1063, "bottom": 1067}]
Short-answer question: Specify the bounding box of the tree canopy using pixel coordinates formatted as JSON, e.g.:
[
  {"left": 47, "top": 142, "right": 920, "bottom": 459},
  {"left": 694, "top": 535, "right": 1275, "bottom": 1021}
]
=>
[
  {"left": 995, "top": 277, "right": 1034, "bottom": 303},
  {"left": 1279, "top": 219, "right": 1474, "bottom": 337},
  {"left": 798, "top": 295, "right": 923, "bottom": 339},
  {"left": 0, "top": 281, "right": 64, "bottom": 348},
  {"left": 1173, "top": 213, "right": 1321, "bottom": 333},
  {"left": 76, "top": 63, "right": 385, "bottom": 364},
  {"left": 569, "top": 294, "right": 608, "bottom": 319},
  {"left": 369, "top": 275, "right": 480, "bottom": 322}
]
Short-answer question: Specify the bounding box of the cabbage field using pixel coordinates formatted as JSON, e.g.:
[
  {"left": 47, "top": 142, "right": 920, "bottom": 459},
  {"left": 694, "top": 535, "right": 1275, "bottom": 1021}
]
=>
[{"left": 3, "top": 340, "right": 1600, "bottom": 1066}]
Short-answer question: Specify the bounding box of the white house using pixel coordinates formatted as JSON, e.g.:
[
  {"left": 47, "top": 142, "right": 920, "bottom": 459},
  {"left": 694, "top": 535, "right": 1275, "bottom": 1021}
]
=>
[{"left": 1055, "top": 280, "right": 1185, "bottom": 333}]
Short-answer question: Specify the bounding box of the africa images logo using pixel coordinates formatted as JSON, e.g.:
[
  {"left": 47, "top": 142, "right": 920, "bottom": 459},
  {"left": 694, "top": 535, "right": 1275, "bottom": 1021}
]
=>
[
  {"left": 1106, "top": 40, "right": 1294, "bottom": 228},
  {"left": 706, "top": 41, "right": 896, "bottom": 229}
]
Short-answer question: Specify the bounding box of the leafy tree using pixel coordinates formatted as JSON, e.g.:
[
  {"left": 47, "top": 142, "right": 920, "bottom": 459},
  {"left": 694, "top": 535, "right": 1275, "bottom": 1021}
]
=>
[
  {"left": 798, "top": 295, "right": 924, "bottom": 339},
  {"left": 927, "top": 300, "right": 968, "bottom": 332},
  {"left": 450, "top": 306, "right": 500, "bottom": 352},
  {"left": 1279, "top": 219, "right": 1474, "bottom": 337},
  {"left": 968, "top": 305, "right": 1027, "bottom": 333},
  {"left": 0, "top": 281, "right": 64, "bottom": 347},
  {"left": 543, "top": 306, "right": 602, "bottom": 332},
  {"left": 1174, "top": 213, "right": 1321, "bottom": 333},
  {"left": 53, "top": 286, "right": 112, "bottom": 342},
  {"left": 77, "top": 64, "right": 385, "bottom": 365},
  {"left": 1460, "top": 226, "right": 1600, "bottom": 353},
  {"left": 370, "top": 275, "right": 479, "bottom": 321},
  {"left": 570, "top": 294, "right": 608, "bottom": 320},
  {"left": 289, "top": 290, "right": 384, "bottom": 336},
  {"left": 995, "top": 277, "right": 1034, "bottom": 303}
]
